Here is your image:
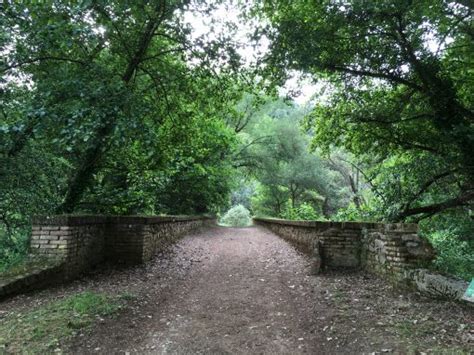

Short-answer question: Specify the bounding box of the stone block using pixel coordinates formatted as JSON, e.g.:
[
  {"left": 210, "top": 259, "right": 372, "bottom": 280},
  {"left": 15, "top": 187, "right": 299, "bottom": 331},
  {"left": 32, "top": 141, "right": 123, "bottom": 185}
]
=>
[
  {"left": 36, "top": 240, "right": 50, "bottom": 244},
  {"left": 49, "top": 240, "right": 67, "bottom": 245},
  {"left": 59, "top": 235, "right": 74, "bottom": 240},
  {"left": 401, "top": 234, "right": 419, "bottom": 242},
  {"left": 412, "top": 268, "right": 470, "bottom": 301},
  {"left": 41, "top": 226, "right": 60, "bottom": 231},
  {"left": 41, "top": 244, "right": 58, "bottom": 249},
  {"left": 50, "top": 230, "right": 71, "bottom": 236}
]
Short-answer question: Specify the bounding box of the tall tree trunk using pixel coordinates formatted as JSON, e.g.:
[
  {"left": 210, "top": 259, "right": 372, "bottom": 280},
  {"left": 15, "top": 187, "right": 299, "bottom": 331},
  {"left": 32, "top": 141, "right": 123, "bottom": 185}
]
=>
[
  {"left": 322, "top": 197, "right": 330, "bottom": 219},
  {"left": 395, "top": 17, "right": 474, "bottom": 179},
  {"left": 290, "top": 184, "right": 296, "bottom": 209},
  {"left": 57, "top": 5, "right": 165, "bottom": 213}
]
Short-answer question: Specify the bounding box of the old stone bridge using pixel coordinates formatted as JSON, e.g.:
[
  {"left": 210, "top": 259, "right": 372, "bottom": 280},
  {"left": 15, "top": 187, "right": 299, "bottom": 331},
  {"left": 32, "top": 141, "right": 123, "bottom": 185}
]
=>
[{"left": 0, "top": 215, "right": 471, "bottom": 353}]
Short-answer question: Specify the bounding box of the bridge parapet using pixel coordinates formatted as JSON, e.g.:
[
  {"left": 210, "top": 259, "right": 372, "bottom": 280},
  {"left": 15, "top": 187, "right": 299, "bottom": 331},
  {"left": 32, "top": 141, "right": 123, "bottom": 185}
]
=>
[
  {"left": 253, "top": 218, "right": 426, "bottom": 275},
  {"left": 31, "top": 215, "right": 215, "bottom": 268},
  {"left": 255, "top": 218, "right": 455, "bottom": 288},
  {"left": 0, "top": 215, "right": 214, "bottom": 298},
  {"left": 254, "top": 217, "right": 471, "bottom": 302}
]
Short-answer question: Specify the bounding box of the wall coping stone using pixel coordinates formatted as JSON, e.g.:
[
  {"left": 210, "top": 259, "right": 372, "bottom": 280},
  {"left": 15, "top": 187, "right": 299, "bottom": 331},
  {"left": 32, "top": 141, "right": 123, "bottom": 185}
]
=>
[
  {"left": 108, "top": 215, "right": 214, "bottom": 224},
  {"left": 253, "top": 217, "right": 418, "bottom": 232},
  {"left": 32, "top": 215, "right": 214, "bottom": 226}
]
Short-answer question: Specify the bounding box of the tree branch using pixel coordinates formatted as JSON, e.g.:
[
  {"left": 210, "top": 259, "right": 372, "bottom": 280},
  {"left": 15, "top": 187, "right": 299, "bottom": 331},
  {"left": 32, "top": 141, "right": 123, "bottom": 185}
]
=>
[
  {"left": 325, "top": 64, "right": 423, "bottom": 90},
  {"left": 2, "top": 56, "right": 88, "bottom": 72},
  {"left": 401, "top": 169, "right": 457, "bottom": 213},
  {"left": 395, "top": 189, "right": 474, "bottom": 221}
]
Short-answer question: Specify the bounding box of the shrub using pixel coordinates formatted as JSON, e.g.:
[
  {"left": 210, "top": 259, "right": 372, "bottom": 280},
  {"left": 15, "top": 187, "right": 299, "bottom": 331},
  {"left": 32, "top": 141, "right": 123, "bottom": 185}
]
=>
[
  {"left": 333, "top": 202, "right": 379, "bottom": 222},
  {"left": 282, "top": 202, "right": 322, "bottom": 221},
  {"left": 427, "top": 229, "right": 474, "bottom": 281},
  {"left": 0, "top": 225, "right": 30, "bottom": 272},
  {"left": 220, "top": 204, "right": 252, "bottom": 227}
]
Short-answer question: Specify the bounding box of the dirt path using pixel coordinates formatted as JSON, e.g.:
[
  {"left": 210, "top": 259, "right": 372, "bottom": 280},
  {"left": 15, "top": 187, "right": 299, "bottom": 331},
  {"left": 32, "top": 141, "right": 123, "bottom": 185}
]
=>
[
  {"left": 137, "top": 226, "right": 321, "bottom": 354},
  {"left": 1, "top": 226, "right": 472, "bottom": 354}
]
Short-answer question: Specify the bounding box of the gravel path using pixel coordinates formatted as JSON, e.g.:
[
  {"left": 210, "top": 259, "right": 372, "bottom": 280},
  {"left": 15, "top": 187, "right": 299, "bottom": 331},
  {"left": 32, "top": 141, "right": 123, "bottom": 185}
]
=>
[{"left": 1, "top": 226, "right": 472, "bottom": 354}]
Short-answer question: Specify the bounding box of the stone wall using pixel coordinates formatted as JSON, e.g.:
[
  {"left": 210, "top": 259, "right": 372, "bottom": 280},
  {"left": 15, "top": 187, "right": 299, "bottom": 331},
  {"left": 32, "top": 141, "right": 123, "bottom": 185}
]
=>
[
  {"left": 1, "top": 215, "right": 214, "bottom": 299},
  {"left": 31, "top": 216, "right": 107, "bottom": 278},
  {"left": 0, "top": 259, "right": 64, "bottom": 298},
  {"left": 360, "top": 224, "right": 434, "bottom": 283},
  {"left": 105, "top": 216, "right": 212, "bottom": 264},
  {"left": 31, "top": 215, "right": 214, "bottom": 267},
  {"left": 253, "top": 219, "right": 389, "bottom": 269},
  {"left": 253, "top": 218, "right": 440, "bottom": 289}
]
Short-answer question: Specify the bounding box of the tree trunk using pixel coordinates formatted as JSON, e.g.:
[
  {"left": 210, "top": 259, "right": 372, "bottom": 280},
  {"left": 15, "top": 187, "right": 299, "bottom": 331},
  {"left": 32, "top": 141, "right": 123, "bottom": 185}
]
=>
[
  {"left": 322, "top": 197, "right": 330, "bottom": 218},
  {"left": 394, "top": 190, "right": 474, "bottom": 222},
  {"left": 56, "top": 6, "right": 164, "bottom": 213}
]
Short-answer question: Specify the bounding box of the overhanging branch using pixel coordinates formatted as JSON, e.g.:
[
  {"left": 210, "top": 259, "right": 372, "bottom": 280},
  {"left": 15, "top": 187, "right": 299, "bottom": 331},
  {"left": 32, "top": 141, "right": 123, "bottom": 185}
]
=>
[
  {"left": 394, "top": 189, "right": 474, "bottom": 222},
  {"left": 326, "top": 64, "right": 423, "bottom": 91}
]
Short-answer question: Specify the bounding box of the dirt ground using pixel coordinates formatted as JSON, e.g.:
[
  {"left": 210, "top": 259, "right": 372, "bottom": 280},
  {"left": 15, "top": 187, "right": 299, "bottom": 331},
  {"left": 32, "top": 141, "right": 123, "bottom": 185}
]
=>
[{"left": 1, "top": 226, "right": 472, "bottom": 354}]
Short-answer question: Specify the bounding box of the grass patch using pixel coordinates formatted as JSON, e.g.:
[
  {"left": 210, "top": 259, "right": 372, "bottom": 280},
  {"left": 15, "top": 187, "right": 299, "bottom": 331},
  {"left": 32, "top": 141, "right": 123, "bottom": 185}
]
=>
[
  {"left": 0, "top": 256, "right": 62, "bottom": 280},
  {"left": 395, "top": 320, "right": 436, "bottom": 338},
  {"left": 394, "top": 320, "right": 471, "bottom": 354},
  {"left": 0, "top": 291, "right": 123, "bottom": 353}
]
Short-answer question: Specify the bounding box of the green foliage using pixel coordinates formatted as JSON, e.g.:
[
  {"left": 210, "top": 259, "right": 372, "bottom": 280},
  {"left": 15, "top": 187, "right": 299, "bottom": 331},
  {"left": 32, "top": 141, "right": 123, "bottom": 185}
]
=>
[
  {"left": 250, "top": 0, "right": 474, "bottom": 281},
  {"left": 0, "top": 292, "right": 122, "bottom": 353},
  {"left": 419, "top": 211, "right": 474, "bottom": 280},
  {"left": 0, "top": 149, "right": 70, "bottom": 270},
  {"left": 258, "top": 0, "right": 474, "bottom": 222},
  {"left": 220, "top": 204, "right": 252, "bottom": 227},
  {"left": 236, "top": 99, "right": 351, "bottom": 219},
  {"left": 0, "top": 1, "right": 256, "bottom": 267},
  {"left": 282, "top": 202, "right": 322, "bottom": 221},
  {"left": 334, "top": 202, "right": 380, "bottom": 222},
  {"left": 0, "top": 226, "right": 29, "bottom": 273},
  {"left": 428, "top": 229, "right": 474, "bottom": 281},
  {"left": 251, "top": 183, "right": 286, "bottom": 218},
  {"left": 1, "top": 0, "right": 472, "bottom": 284},
  {"left": 230, "top": 179, "right": 256, "bottom": 211}
]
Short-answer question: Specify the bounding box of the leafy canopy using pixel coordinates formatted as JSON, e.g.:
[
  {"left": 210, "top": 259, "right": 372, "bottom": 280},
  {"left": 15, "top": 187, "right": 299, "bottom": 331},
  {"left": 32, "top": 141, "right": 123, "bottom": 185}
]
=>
[{"left": 257, "top": 0, "right": 474, "bottom": 221}]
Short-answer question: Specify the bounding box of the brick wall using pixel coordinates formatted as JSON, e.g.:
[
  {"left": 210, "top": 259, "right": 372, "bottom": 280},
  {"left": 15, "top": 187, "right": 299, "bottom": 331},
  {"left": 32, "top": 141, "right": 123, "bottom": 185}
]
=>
[
  {"left": 2, "top": 215, "right": 214, "bottom": 298},
  {"left": 254, "top": 219, "right": 375, "bottom": 268},
  {"left": 253, "top": 218, "right": 433, "bottom": 282},
  {"left": 25, "top": 215, "right": 214, "bottom": 284},
  {"left": 31, "top": 216, "right": 108, "bottom": 277},
  {"left": 31, "top": 215, "right": 214, "bottom": 269},
  {"left": 105, "top": 216, "right": 212, "bottom": 264},
  {"left": 253, "top": 217, "right": 473, "bottom": 302}
]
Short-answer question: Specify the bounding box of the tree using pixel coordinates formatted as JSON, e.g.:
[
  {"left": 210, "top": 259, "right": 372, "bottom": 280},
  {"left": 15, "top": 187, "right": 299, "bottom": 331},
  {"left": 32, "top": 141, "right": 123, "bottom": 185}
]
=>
[
  {"left": 0, "top": 1, "right": 255, "bottom": 267},
  {"left": 1, "top": 0, "right": 251, "bottom": 214},
  {"left": 238, "top": 99, "right": 345, "bottom": 218},
  {"left": 257, "top": 0, "right": 474, "bottom": 221},
  {"left": 220, "top": 204, "right": 251, "bottom": 227}
]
